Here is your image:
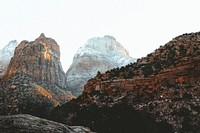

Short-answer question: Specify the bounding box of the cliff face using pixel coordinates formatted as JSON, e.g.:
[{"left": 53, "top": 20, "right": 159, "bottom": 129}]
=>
[
  {"left": 66, "top": 35, "right": 135, "bottom": 96},
  {"left": 3, "top": 33, "right": 66, "bottom": 88},
  {"left": 0, "top": 40, "right": 18, "bottom": 77},
  {"left": 0, "top": 34, "right": 74, "bottom": 118},
  {"left": 50, "top": 32, "right": 200, "bottom": 133}
]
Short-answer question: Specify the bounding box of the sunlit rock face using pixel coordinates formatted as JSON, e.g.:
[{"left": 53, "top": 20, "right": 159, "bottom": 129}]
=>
[
  {"left": 0, "top": 34, "right": 74, "bottom": 118},
  {"left": 66, "top": 35, "right": 136, "bottom": 96},
  {"left": 0, "top": 40, "right": 18, "bottom": 77},
  {"left": 3, "top": 33, "right": 66, "bottom": 88}
]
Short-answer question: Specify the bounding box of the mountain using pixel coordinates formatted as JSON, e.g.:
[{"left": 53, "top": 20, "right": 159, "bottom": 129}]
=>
[
  {"left": 50, "top": 32, "right": 200, "bottom": 133},
  {"left": 0, "top": 40, "right": 18, "bottom": 77},
  {"left": 2, "top": 33, "right": 67, "bottom": 88},
  {"left": 0, "top": 34, "right": 74, "bottom": 118},
  {"left": 0, "top": 114, "right": 92, "bottom": 133},
  {"left": 66, "top": 35, "right": 136, "bottom": 96}
]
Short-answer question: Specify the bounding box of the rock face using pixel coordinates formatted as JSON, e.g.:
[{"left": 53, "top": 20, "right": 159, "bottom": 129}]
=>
[
  {"left": 0, "top": 114, "right": 92, "bottom": 133},
  {"left": 50, "top": 32, "right": 200, "bottom": 133},
  {"left": 66, "top": 35, "right": 135, "bottom": 96},
  {"left": 3, "top": 33, "right": 66, "bottom": 88},
  {"left": 0, "top": 34, "right": 74, "bottom": 118},
  {"left": 0, "top": 40, "right": 18, "bottom": 77}
]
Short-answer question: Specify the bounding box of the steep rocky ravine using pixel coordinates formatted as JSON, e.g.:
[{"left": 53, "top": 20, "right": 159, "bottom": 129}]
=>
[{"left": 50, "top": 32, "right": 200, "bottom": 133}]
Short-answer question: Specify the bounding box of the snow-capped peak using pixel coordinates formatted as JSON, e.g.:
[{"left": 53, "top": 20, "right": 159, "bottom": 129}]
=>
[
  {"left": 73, "top": 35, "right": 135, "bottom": 67},
  {"left": 75, "top": 35, "right": 129, "bottom": 58},
  {"left": 0, "top": 40, "right": 18, "bottom": 76},
  {"left": 1, "top": 40, "right": 18, "bottom": 53},
  {"left": 66, "top": 35, "right": 136, "bottom": 96},
  {"left": 0, "top": 40, "right": 18, "bottom": 61}
]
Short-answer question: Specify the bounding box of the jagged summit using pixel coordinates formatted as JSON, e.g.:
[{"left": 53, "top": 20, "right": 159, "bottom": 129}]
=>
[
  {"left": 66, "top": 35, "right": 136, "bottom": 96},
  {"left": 39, "top": 33, "right": 46, "bottom": 38}
]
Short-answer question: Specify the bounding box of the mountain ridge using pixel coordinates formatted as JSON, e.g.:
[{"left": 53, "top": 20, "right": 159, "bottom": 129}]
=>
[{"left": 50, "top": 32, "right": 200, "bottom": 133}]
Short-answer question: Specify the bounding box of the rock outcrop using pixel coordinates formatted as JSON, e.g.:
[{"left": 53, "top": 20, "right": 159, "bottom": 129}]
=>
[
  {"left": 0, "top": 34, "right": 74, "bottom": 118},
  {"left": 50, "top": 32, "right": 200, "bottom": 133},
  {"left": 0, "top": 40, "right": 18, "bottom": 77},
  {"left": 66, "top": 35, "right": 135, "bottom": 96},
  {"left": 3, "top": 33, "right": 66, "bottom": 88},
  {"left": 0, "top": 114, "right": 92, "bottom": 133}
]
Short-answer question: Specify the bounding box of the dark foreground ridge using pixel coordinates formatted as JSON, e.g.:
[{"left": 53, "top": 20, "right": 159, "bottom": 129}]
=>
[
  {"left": 49, "top": 32, "right": 200, "bottom": 133},
  {"left": 0, "top": 114, "right": 93, "bottom": 133}
]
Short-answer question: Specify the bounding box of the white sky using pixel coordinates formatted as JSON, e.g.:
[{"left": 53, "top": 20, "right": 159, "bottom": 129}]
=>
[{"left": 0, "top": 0, "right": 200, "bottom": 71}]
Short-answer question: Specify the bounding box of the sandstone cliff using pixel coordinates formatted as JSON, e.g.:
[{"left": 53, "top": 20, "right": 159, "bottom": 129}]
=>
[
  {"left": 50, "top": 32, "right": 200, "bottom": 133},
  {"left": 3, "top": 33, "right": 66, "bottom": 88},
  {"left": 0, "top": 34, "right": 74, "bottom": 118},
  {"left": 66, "top": 35, "right": 135, "bottom": 96}
]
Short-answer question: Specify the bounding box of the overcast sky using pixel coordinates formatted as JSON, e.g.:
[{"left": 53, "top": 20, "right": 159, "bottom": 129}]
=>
[{"left": 0, "top": 0, "right": 199, "bottom": 71}]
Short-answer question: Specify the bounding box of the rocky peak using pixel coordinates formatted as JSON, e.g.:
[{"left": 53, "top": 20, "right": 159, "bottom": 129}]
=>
[
  {"left": 39, "top": 33, "right": 46, "bottom": 38},
  {"left": 3, "top": 34, "right": 65, "bottom": 88},
  {"left": 0, "top": 40, "right": 18, "bottom": 77},
  {"left": 75, "top": 35, "right": 129, "bottom": 58},
  {"left": 0, "top": 34, "right": 74, "bottom": 118},
  {"left": 1, "top": 40, "right": 17, "bottom": 51},
  {"left": 34, "top": 33, "right": 60, "bottom": 59},
  {"left": 0, "top": 40, "right": 18, "bottom": 61},
  {"left": 66, "top": 35, "right": 135, "bottom": 96}
]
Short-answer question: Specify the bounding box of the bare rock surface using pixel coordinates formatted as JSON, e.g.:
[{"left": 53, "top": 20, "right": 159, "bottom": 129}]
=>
[
  {"left": 0, "top": 114, "right": 92, "bottom": 133},
  {"left": 3, "top": 34, "right": 66, "bottom": 88}
]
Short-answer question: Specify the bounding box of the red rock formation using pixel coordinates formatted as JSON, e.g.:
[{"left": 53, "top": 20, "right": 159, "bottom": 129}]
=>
[
  {"left": 3, "top": 33, "right": 66, "bottom": 88},
  {"left": 50, "top": 32, "right": 200, "bottom": 133},
  {"left": 0, "top": 34, "right": 74, "bottom": 118}
]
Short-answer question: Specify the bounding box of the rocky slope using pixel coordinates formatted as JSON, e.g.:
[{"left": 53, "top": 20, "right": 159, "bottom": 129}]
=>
[
  {"left": 0, "top": 40, "right": 18, "bottom": 77},
  {"left": 66, "top": 35, "right": 135, "bottom": 96},
  {"left": 0, "top": 34, "right": 74, "bottom": 118},
  {"left": 50, "top": 32, "right": 200, "bottom": 133},
  {"left": 0, "top": 114, "right": 92, "bottom": 133}
]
